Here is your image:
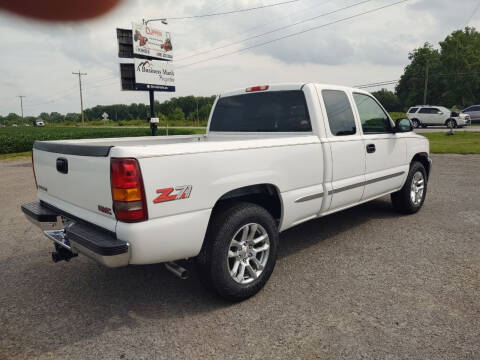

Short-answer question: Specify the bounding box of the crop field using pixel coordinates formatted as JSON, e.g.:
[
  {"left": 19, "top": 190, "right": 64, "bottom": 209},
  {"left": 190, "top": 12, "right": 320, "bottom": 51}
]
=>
[{"left": 0, "top": 127, "right": 204, "bottom": 154}]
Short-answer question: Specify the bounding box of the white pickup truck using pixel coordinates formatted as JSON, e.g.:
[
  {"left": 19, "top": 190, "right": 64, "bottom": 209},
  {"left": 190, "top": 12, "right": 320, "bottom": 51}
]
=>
[{"left": 22, "top": 83, "right": 431, "bottom": 301}]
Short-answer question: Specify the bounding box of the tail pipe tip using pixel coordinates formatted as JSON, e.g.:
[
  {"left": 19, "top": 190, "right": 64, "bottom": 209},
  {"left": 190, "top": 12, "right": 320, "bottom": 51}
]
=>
[{"left": 165, "top": 261, "right": 189, "bottom": 280}]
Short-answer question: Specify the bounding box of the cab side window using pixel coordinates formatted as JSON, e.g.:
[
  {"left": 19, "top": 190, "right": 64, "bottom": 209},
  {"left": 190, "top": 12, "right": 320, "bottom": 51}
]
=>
[
  {"left": 322, "top": 90, "right": 356, "bottom": 136},
  {"left": 353, "top": 93, "right": 392, "bottom": 134}
]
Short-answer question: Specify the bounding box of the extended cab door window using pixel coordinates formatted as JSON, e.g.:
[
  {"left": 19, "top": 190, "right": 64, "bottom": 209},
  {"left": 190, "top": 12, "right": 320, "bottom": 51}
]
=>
[
  {"left": 321, "top": 90, "right": 356, "bottom": 136},
  {"left": 353, "top": 93, "right": 392, "bottom": 134}
]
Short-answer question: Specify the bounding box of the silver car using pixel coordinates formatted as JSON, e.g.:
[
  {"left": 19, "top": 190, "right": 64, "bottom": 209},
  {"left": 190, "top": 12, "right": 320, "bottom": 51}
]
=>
[{"left": 461, "top": 105, "right": 480, "bottom": 123}]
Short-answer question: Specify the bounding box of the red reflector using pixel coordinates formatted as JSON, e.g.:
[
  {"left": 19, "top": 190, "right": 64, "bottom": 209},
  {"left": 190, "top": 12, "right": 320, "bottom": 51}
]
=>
[
  {"left": 110, "top": 158, "right": 148, "bottom": 222},
  {"left": 246, "top": 85, "right": 269, "bottom": 92}
]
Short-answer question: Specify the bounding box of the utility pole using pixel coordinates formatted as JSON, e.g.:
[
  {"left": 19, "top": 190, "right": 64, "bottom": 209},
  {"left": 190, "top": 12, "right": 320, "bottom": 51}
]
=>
[
  {"left": 72, "top": 70, "right": 87, "bottom": 126},
  {"left": 423, "top": 60, "right": 429, "bottom": 105},
  {"left": 17, "top": 95, "right": 25, "bottom": 126}
]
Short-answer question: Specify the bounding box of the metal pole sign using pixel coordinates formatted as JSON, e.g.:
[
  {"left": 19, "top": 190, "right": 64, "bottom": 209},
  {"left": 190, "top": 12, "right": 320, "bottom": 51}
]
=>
[{"left": 116, "top": 20, "right": 175, "bottom": 136}]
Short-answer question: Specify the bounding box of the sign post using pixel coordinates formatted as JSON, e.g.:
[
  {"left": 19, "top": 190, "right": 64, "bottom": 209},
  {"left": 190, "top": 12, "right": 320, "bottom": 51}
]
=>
[{"left": 116, "top": 21, "right": 174, "bottom": 136}]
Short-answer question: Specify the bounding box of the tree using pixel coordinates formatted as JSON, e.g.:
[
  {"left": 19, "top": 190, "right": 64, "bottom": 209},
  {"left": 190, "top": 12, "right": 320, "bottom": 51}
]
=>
[
  {"left": 396, "top": 42, "right": 441, "bottom": 109},
  {"left": 396, "top": 27, "right": 480, "bottom": 110},
  {"left": 371, "top": 89, "right": 401, "bottom": 112},
  {"left": 169, "top": 107, "right": 185, "bottom": 121}
]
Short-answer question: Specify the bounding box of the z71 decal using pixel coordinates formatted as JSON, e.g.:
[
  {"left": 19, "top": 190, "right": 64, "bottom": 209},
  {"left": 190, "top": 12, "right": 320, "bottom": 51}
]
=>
[{"left": 153, "top": 185, "right": 192, "bottom": 204}]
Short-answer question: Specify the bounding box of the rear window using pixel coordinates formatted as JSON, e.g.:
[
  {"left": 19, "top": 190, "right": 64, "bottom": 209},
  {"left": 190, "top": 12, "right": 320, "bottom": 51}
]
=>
[
  {"left": 209, "top": 91, "right": 311, "bottom": 132},
  {"left": 408, "top": 107, "right": 418, "bottom": 113}
]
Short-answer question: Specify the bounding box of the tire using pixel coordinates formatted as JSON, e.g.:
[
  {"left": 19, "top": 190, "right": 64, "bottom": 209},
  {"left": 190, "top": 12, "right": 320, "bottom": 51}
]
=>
[
  {"left": 196, "top": 202, "right": 278, "bottom": 301},
  {"left": 411, "top": 119, "right": 420, "bottom": 128},
  {"left": 391, "top": 161, "right": 428, "bottom": 214},
  {"left": 446, "top": 119, "right": 457, "bottom": 128}
]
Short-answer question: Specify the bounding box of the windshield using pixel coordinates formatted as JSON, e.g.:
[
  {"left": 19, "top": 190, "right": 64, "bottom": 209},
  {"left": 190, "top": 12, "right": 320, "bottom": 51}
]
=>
[{"left": 209, "top": 90, "right": 311, "bottom": 132}]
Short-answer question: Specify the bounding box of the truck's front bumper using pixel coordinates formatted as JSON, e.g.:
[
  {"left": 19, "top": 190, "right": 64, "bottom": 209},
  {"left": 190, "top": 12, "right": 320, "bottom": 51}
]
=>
[{"left": 21, "top": 201, "right": 130, "bottom": 268}]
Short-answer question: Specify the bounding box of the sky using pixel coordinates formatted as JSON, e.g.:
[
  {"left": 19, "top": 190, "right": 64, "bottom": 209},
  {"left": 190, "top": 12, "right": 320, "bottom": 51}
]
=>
[{"left": 0, "top": 0, "right": 478, "bottom": 117}]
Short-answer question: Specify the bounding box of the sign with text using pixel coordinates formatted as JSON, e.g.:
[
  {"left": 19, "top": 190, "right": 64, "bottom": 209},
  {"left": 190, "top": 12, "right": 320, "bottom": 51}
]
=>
[
  {"left": 132, "top": 22, "right": 173, "bottom": 60},
  {"left": 134, "top": 58, "right": 175, "bottom": 92}
]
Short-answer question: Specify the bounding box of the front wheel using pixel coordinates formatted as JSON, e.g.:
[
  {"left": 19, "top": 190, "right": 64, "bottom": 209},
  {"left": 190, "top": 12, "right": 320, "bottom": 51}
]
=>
[
  {"left": 391, "top": 161, "right": 427, "bottom": 214},
  {"left": 196, "top": 202, "right": 278, "bottom": 301},
  {"left": 446, "top": 119, "right": 457, "bottom": 128}
]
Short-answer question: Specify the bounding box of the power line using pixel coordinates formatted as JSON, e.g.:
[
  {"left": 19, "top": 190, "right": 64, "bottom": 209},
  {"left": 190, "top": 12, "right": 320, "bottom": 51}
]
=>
[
  {"left": 179, "top": 0, "right": 410, "bottom": 69},
  {"left": 177, "top": 0, "right": 374, "bottom": 62},
  {"left": 464, "top": 0, "right": 480, "bottom": 27},
  {"left": 146, "top": 0, "right": 300, "bottom": 22}
]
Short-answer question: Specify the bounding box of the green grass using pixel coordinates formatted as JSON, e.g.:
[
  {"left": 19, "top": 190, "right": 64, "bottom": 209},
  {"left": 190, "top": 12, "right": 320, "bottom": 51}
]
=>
[
  {"left": 422, "top": 131, "right": 480, "bottom": 154},
  {"left": 389, "top": 112, "right": 407, "bottom": 121},
  {"left": 0, "top": 127, "right": 205, "bottom": 154},
  {"left": 0, "top": 151, "right": 32, "bottom": 161}
]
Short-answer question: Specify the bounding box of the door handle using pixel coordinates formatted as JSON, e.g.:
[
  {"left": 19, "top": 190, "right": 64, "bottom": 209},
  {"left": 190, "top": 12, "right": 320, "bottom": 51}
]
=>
[{"left": 366, "top": 144, "right": 376, "bottom": 153}]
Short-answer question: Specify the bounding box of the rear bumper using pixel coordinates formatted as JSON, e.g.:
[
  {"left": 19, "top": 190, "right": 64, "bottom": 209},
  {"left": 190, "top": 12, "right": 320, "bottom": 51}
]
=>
[{"left": 21, "top": 201, "right": 130, "bottom": 267}]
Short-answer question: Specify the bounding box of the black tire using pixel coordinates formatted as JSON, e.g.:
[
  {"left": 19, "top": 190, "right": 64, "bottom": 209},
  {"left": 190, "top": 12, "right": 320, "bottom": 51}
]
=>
[
  {"left": 196, "top": 202, "right": 278, "bottom": 301},
  {"left": 411, "top": 119, "right": 420, "bottom": 128},
  {"left": 391, "top": 161, "right": 428, "bottom": 214},
  {"left": 446, "top": 119, "right": 457, "bottom": 128}
]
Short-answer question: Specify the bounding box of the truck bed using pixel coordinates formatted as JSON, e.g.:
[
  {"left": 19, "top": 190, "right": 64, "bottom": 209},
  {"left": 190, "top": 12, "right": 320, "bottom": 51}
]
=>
[{"left": 34, "top": 133, "right": 319, "bottom": 158}]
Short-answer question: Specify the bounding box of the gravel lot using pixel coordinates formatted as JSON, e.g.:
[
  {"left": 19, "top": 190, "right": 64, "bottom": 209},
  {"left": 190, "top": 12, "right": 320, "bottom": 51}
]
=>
[{"left": 1, "top": 154, "right": 479, "bottom": 360}]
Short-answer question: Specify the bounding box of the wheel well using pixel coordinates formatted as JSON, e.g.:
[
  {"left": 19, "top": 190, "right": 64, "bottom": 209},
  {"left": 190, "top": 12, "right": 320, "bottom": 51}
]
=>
[
  {"left": 445, "top": 118, "right": 456, "bottom": 124},
  {"left": 213, "top": 184, "right": 282, "bottom": 224},
  {"left": 411, "top": 153, "right": 430, "bottom": 179}
]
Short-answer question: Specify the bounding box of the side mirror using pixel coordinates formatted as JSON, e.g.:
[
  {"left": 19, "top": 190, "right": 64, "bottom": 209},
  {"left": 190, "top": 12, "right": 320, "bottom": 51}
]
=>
[{"left": 395, "top": 118, "right": 413, "bottom": 132}]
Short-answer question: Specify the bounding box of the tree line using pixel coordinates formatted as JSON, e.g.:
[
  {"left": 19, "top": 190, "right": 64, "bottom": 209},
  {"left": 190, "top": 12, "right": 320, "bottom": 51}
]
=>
[
  {"left": 0, "top": 95, "right": 216, "bottom": 126},
  {"left": 373, "top": 27, "right": 480, "bottom": 112}
]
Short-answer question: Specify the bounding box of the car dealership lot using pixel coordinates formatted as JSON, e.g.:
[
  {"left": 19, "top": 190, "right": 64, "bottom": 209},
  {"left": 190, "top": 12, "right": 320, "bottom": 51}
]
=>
[{"left": 1, "top": 154, "right": 479, "bottom": 360}]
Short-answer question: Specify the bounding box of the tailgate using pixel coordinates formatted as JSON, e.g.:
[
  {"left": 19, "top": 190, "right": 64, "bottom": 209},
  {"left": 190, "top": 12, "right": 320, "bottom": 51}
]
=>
[{"left": 33, "top": 141, "right": 117, "bottom": 230}]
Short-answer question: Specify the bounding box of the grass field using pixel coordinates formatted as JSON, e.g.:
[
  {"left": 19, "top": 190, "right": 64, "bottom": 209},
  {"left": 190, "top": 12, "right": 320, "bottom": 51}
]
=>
[
  {"left": 0, "top": 127, "right": 205, "bottom": 154},
  {"left": 422, "top": 131, "right": 480, "bottom": 154}
]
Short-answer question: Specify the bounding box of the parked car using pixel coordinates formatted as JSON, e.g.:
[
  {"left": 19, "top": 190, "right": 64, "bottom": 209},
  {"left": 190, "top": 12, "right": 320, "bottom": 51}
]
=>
[
  {"left": 461, "top": 105, "right": 480, "bottom": 123},
  {"left": 35, "top": 120, "right": 45, "bottom": 127},
  {"left": 21, "top": 83, "right": 432, "bottom": 301},
  {"left": 407, "top": 105, "right": 470, "bottom": 128}
]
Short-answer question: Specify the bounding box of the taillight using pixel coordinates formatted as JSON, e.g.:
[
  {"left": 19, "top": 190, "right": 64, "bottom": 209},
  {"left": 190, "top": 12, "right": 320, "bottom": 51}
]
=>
[
  {"left": 110, "top": 158, "right": 148, "bottom": 222},
  {"left": 32, "top": 154, "right": 38, "bottom": 189},
  {"left": 246, "top": 85, "right": 269, "bottom": 92}
]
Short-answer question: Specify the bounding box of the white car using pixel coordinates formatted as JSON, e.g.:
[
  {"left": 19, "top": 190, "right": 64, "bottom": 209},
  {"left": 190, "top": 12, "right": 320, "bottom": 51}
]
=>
[
  {"left": 35, "top": 120, "right": 45, "bottom": 127},
  {"left": 22, "top": 83, "right": 431, "bottom": 301},
  {"left": 407, "top": 105, "right": 470, "bottom": 128}
]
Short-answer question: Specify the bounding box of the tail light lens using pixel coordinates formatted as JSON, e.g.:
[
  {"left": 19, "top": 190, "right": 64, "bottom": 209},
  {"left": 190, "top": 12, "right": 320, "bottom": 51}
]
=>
[{"left": 110, "top": 158, "right": 148, "bottom": 222}]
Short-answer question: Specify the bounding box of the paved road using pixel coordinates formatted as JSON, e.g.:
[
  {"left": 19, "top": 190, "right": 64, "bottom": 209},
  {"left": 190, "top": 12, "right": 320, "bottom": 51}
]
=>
[
  {"left": 414, "top": 126, "right": 479, "bottom": 133},
  {"left": 1, "top": 155, "right": 479, "bottom": 360}
]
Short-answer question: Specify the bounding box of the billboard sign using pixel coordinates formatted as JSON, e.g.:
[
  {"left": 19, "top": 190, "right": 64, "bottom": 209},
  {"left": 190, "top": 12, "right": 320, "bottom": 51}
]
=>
[
  {"left": 134, "top": 58, "right": 175, "bottom": 92},
  {"left": 132, "top": 22, "right": 173, "bottom": 60}
]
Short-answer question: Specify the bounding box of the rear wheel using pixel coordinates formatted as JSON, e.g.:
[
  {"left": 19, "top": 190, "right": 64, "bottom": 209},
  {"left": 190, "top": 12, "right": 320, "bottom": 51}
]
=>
[
  {"left": 196, "top": 202, "right": 278, "bottom": 301},
  {"left": 411, "top": 119, "right": 420, "bottom": 128},
  {"left": 391, "top": 161, "right": 427, "bottom": 214}
]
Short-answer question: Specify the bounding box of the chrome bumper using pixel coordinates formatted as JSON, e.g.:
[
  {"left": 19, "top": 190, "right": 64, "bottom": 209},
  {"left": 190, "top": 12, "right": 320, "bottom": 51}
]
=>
[{"left": 21, "top": 201, "right": 130, "bottom": 268}]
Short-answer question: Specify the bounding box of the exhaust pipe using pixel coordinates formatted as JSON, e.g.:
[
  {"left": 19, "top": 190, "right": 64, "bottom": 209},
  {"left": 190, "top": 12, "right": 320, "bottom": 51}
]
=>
[{"left": 165, "top": 261, "right": 189, "bottom": 280}]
